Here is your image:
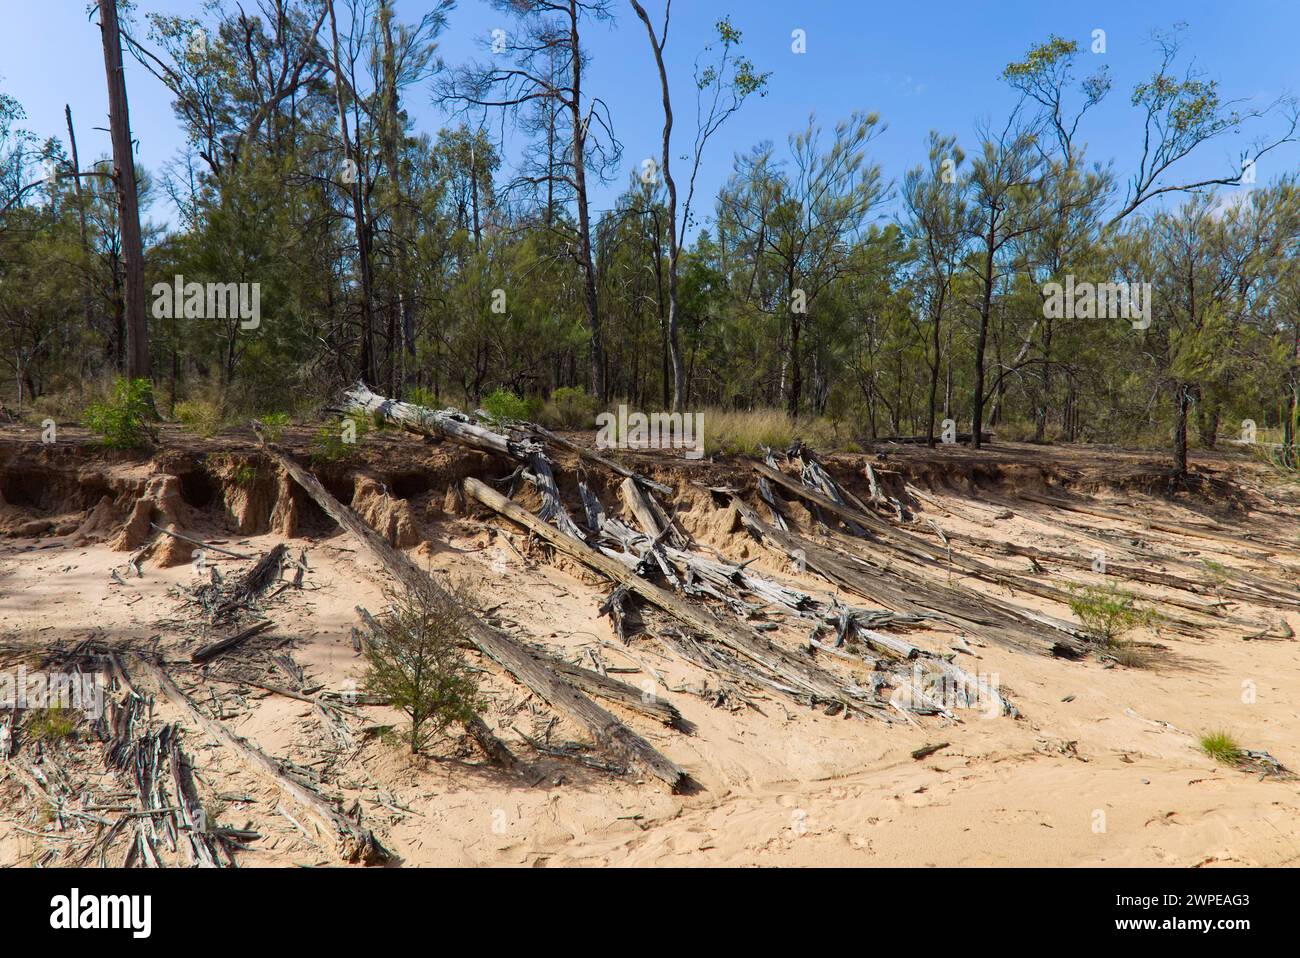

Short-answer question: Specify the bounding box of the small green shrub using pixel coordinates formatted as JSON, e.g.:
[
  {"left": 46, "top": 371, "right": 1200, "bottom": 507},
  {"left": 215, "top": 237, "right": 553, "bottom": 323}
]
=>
[
  {"left": 311, "top": 413, "right": 369, "bottom": 463},
  {"left": 1067, "top": 584, "right": 1158, "bottom": 646},
  {"left": 1200, "top": 730, "right": 1243, "bottom": 766},
  {"left": 257, "top": 411, "right": 291, "bottom": 442},
  {"left": 360, "top": 582, "right": 482, "bottom": 755},
  {"left": 83, "top": 378, "right": 155, "bottom": 449},
  {"left": 481, "top": 388, "right": 537, "bottom": 425}
]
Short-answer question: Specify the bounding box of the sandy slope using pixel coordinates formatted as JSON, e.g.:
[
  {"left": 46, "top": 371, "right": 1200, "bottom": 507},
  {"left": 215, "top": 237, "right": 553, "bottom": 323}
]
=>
[{"left": 1, "top": 435, "right": 1298, "bottom": 867}]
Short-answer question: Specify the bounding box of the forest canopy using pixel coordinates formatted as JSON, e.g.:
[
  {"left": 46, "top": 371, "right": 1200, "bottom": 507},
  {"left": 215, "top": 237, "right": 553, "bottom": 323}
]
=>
[{"left": 3, "top": 2, "right": 1300, "bottom": 477}]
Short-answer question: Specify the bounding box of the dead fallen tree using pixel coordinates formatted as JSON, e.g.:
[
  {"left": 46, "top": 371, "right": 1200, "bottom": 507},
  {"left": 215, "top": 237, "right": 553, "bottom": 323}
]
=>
[
  {"left": 339, "top": 383, "right": 588, "bottom": 539},
  {"left": 748, "top": 463, "right": 1087, "bottom": 656},
  {"left": 464, "top": 477, "right": 883, "bottom": 712},
  {"left": 339, "top": 382, "right": 670, "bottom": 515},
  {"left": 256, "top": 432, "right": 688, "bottom": 792}
]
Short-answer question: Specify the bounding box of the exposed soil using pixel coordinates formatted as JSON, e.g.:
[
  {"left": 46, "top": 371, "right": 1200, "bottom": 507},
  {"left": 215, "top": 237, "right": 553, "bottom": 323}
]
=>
[{"left": 2, "top": 421, "right": 1298, "bottom": 867}]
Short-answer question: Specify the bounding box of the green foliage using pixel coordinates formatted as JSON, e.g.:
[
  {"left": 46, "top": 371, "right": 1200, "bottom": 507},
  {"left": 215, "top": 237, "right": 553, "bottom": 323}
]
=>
[
  {"left": 541, "top": 386, "right": 598, "bottom": 429},
  {"left": 311, "top": 413, "right": 369, "bottom": 463},
  {"left": 481, "top": 388, "right": 536, "bottom": 424},
  {"left": 257, "top": 411, "right": 290, "bottom": 442},
  {"left": 28, "top": 707, "right": 75, "bottom": 743},
  {"left": 361, "top": 582, "right": 482, "bottom": 755},
  {"left": 1199, "top": 730, "right": 1243, "bottom": 766},
  {"left": 1067, "top": 584, "right": 1158, "bottom": 645},
  {"left": 83, "top": 378, "right": 156, "bottom": 450}
]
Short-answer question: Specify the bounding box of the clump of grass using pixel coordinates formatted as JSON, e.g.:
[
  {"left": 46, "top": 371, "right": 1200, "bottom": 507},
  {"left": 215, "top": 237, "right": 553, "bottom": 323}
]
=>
[
  {"left": 1200, "top": 730, "right": 1244, "bottom": 767},
  {"left": 83, "top": 377, "right": 156, "bottom": 449},
  {"left": 27, "top": 706, "right": 76, "bottom": 743},
  {"left": 360, "top": 581, "right": 482, "bottom": 755},
  {"left": 1067, "top": 583, "right": 1158, "bottom": 647},
  {"left": 175, "top": 397, "right": 225, "bottom": 437},
  {"left": 540, "top": 386, "right": 598, "bottom": 430},
  {"left": 406, "top": 386, "right": 441, "bottom": 409}
]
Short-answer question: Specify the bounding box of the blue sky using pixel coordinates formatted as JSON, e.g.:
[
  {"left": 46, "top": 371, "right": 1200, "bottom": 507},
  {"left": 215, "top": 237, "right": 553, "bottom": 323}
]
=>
[{"left": 5, "top": 1, "right": 1299, "bottom": 231}]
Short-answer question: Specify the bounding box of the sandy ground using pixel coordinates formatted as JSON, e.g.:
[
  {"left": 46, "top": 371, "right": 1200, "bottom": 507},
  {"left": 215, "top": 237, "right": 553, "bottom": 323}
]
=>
[{"left": 1, "top": 430, "right": 1298, "bottom": 867}]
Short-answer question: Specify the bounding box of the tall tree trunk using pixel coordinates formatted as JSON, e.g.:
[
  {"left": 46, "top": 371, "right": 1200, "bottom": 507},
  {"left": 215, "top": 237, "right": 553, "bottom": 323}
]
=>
[
  {"left": 926, "top": 285, "right": 945, "bottom": 448},
  {"left": 568, "top": 1, "right": 604, "bottom": 402},
  {"left": 327, "top": 0, "right": 377, "bottom": 386},
  {"left": 630, "top": 0, "right": 685, "bottom": 412},
  {"left": 98, "top": 0, "right": 149, "bottom": 380},
  {"left": 971, "top": 219, "right": 995, "bottom": 450},
  {"left": 379, "top": 1, "right": 415, "bottom": 396},
  {"left": 64, "top": 105, "right": 99, "bottom": 357}
]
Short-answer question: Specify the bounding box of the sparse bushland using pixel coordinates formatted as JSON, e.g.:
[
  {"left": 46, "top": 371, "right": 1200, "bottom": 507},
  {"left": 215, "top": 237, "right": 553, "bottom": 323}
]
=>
[
  {"left": 360, "top": 581, "right": 482, "bottom": 755},
  {"left": 82, "top": 377, "right": 157, "bottom": 450},
  {"left": 539, "top": 386, "right": 599, "bottom": 430},
  {"left": 1200, "top": 730, "right": 1244, "bottom": 767}
]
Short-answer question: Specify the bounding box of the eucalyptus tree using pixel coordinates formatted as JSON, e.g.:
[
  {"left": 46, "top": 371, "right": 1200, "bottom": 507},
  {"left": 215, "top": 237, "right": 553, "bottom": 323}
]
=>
[{"left": 438, "top": 0, "right": 622, "bottom": 402}]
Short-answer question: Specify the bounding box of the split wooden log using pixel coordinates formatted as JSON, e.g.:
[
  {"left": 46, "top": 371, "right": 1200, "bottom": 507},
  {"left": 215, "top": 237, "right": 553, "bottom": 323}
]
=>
[
  {"left": 465, "top": 477, "right": 868, "bottom": 709},
  {"left": 215, "top": 544, "right": 288, "bottom": 615},
  {"left": 255, "top": 435, "right": 687, "bottom": 791},
  {"left": 190, "top": 619, "right": 273, "bottom": 664},
  {"left": 139, "top": 657, "right": 389, "bottom": 864},
  {"left": 618, "top": 476, "right": 687, "bottom": 549}
]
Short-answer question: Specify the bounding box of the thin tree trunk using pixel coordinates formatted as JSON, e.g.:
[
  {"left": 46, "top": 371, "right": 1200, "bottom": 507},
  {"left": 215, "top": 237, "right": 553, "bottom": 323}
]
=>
[
  {"left": 326, "top": 0, "right": 377, "bottom": 386},
  {"left": 568, "top": 1, "right": 604, "bottom": 402}
]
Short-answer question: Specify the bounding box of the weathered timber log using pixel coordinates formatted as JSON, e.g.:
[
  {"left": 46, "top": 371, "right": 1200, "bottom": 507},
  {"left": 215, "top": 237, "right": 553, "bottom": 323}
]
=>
[
  {"left": 728, "top": 491, "right": 1084, "bottom": 657},
  {"left": 464, "top": 477, "right": 866, "bottom": 708},
  {"left": 338, "top": 383, "right": 587, "bottom": 540},
  {"left": 256, "top": 435, "right": 687, "bottom": 791}
]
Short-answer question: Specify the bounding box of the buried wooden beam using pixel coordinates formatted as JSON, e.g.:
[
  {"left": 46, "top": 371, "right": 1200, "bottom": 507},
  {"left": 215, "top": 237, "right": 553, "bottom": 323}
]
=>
[
  {"left": 256, "top": 434, "right": 688, "bottom": 792},
  {"left": 463, "top": 477, "right": 866, "bottom": 708}
]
